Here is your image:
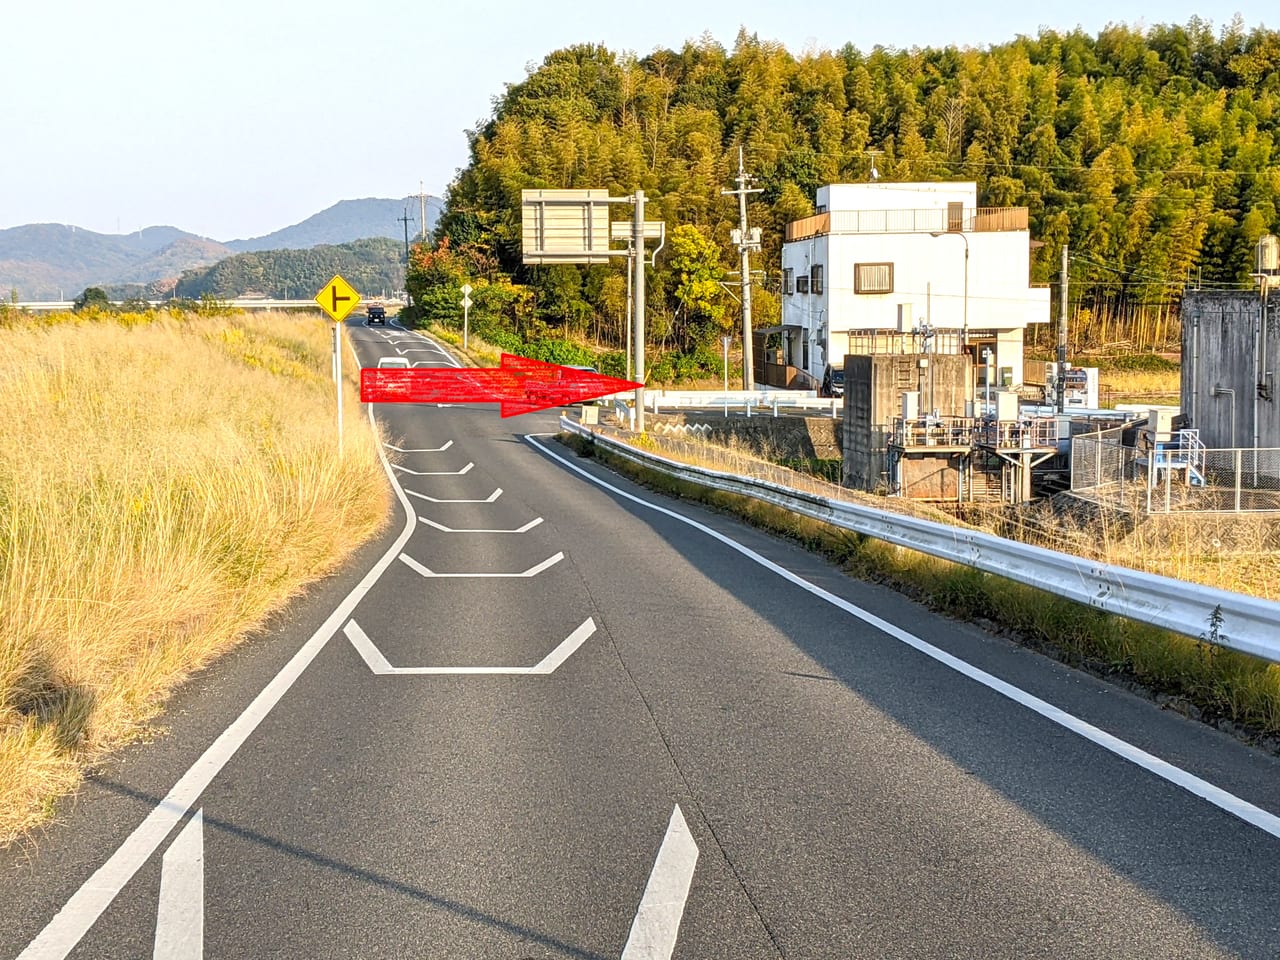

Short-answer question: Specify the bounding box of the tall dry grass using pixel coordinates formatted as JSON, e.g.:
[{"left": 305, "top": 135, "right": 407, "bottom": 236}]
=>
[{"left": 0, "top": 310, "right": 388, "bottom": 844}]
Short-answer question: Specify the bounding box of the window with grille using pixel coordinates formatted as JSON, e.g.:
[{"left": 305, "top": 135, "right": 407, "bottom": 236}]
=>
[
  {"left": 810, "top": 264, "right": 824, "bottom": 295},
  {"left": 854, "top": 262, "right": 893, "bottom": 294},
  {"left": 797, "top": 275, "right": 810, "bottom": 294},
  {"left": 782, "top": 268, "right": 794, "bottom": 295}
]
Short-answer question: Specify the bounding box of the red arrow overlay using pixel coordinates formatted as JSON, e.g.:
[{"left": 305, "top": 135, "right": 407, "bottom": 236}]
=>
[{"left": 360, "top": 354, "right": 643, "bottom": 417}]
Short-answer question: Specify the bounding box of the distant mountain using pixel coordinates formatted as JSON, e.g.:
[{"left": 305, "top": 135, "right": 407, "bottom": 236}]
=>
[
  {"left": 0, "top": 195, "right": 442, "bottom": 301},
  {"left": 0, "top": 224, "right": 230, "bottom": 301},
  {"left": 175, "top": 238, "right": 405, "bottom": 300},
  {"left": 226, "top": 196, "right": 442, "bottom": 253}
]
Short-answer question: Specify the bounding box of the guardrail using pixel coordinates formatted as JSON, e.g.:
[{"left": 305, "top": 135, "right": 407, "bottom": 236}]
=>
[
  {"left": 12, "top": 299, "right": 405, "bottom": 312},
  {"left": 560, "top": 418, "right": 1280, "bottom": 662},
  {"left": 639, "top": 389, "right": 841, "bottom": 418}
]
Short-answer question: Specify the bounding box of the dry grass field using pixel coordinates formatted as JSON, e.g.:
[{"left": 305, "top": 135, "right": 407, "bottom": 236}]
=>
[{"left": 0, "top": 309, "right": 388, "bottom": 844}]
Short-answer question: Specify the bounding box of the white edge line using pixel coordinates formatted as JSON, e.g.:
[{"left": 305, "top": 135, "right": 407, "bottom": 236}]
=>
[
  {"left": 343, "top": 617, "right": 594, "bottom": 675},
  {"left": 391, "top": 461, "right": 474, "bottom": 476},
  {"left": 620, "top": 804, "right": 699, "bottom": 960},
  {"left": 384, "top": 440, "right": 454, "bottom": 453},
  {"left": 417, "top": 516, "right": 543, "bottom": 534},
  {"left": 404, "top": 487, "right": 503, "bottom": 504},
  {"left": 152, "top": 809, "right": 203, "bottom": 960},
  {"left": 398, "top": 551, "right": 564, "bottom": 579},
  {"left": 525, "top": 434, "right": 1280, "bottom": 842},
  {"left": 18, "top": 343, "right": 421, "bottom": 960}
]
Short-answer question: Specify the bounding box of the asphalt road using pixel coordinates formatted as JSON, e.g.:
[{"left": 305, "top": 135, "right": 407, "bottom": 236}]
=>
[{"left": 3, "top": 317, "right": 1279, "bottom": 959}]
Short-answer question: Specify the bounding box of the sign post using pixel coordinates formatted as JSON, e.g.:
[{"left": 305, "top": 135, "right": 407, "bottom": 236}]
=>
[
  {"left": 314, "top": 273, "right": 361, "bottom": 458},
  {"left": 460, "top": 283, "right": 473, "bottom": 349},
  {"left": 521, "top": 189, "right": 664, "bottom": 433},
  {"left": 722, "top": 335, "right": 732, "bottom": 416}
]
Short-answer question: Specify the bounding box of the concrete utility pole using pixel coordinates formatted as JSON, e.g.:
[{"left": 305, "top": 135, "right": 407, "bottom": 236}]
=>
[
  {"left": 723, "top": 147, "right": 762, "bottom": 389},
  {"left": 1057, "top": 243, "right": 1069, "bottom": 413},
  {"left": 399, "top": 208, "right": 415, "bottom": 306},
  {"left": 415, "top": 181, "right": 430, "bottom": 242}
]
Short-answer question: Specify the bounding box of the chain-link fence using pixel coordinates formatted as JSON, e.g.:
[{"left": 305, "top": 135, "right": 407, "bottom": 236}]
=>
[{"left": 1072, "top": 432, "right": 1280, "bottom": 514}]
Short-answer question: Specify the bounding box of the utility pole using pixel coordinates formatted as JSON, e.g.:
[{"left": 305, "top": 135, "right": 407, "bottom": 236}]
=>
[
  {"left": 399, "top": 208, "right": 414, "bottom": 263},
  {"left": 415, "top": 181, "right": 430, "bottom": 242},
  {"left": 1057, "top": 243, "right": 1069, "bottom": 413},
  {"left": 399, "top": 208, "right": 415, "bottom": 306},
  {"left": 723, "top": 147, "right": 762, "bottom": 390}
]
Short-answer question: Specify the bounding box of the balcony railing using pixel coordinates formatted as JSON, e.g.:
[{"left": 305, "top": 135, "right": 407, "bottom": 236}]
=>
[
  {"left": 785, "top": 206, "right": 1029, "bottom": 241},
  {"left": 890, "top": 415, "right": 1059, "bottom": 450}
]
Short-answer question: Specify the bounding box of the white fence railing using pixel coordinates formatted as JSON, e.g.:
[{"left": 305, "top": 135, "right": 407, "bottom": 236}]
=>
[
  {"left": 607, "top": 389, "right": 841, "bottom": 418},
  {"left": 561, "top": 418, "right": 1280, "bottom": 663}
]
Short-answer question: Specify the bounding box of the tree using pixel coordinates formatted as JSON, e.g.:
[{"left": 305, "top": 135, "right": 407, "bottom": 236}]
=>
[
  {"left": 666, "top": 224, "right": 728, "bottom": 351},
  {"left": 73, "top": 287, "right": 110, "bottom": 312}
]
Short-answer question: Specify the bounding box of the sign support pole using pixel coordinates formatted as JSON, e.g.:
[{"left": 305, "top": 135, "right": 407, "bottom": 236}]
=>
[
  {"left": 334, "top": 321, "right": 344, "bottom": 458},
  {"left": 632, "top": 190, "right": 646, "bottom": 433}
]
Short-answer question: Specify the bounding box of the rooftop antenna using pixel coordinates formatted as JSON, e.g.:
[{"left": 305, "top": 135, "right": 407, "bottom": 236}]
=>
[{"left": 868, "top": 149, "right": 883, "bottom": 181}]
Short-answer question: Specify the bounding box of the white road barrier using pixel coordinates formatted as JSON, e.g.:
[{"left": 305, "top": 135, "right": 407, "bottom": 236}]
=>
[{"left": 561, "top": 419, "right": 1280, "bottom": 663}]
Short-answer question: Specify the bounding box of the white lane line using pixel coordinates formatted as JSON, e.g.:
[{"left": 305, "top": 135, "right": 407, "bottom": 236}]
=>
[
  {"left": 526, "top": 435, "right": 1280, "bottom": 842},
  {"left": 343, "top": 618, "right": 595, "bottom": 675},
  {"left": 391, "top": 461, "right": 474, "bottom": 476},
  {"left": 384, "top": 440, "right": 454, "bottom": 453},
  {"left": 398, "top": 551, "right": 564, "bottom": 579},
  {"left": 388, "top": 325, "right": 462, "bottom": 367},
  {"left": 418, "top": 515, "right": 543, "bottom": 534},
  {"left": 621, "top": 805, "right": 698, "bottom": 960},
  {"left": 17, "top": 401, "right": 421, "bottom": 960},
  {"left": 152, "top": 811, "right": 203, "bottom": 960},
  {"left": 405, "top": 486, "right": 502, "bottom": 504},
  {"left": 396, "top": 347, "right": 450, "bottom": 356}
]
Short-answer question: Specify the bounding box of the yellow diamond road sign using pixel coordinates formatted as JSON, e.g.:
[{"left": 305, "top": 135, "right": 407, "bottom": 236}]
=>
[{"left": 315, "top": 274, "right": 361, "bottom": 322}]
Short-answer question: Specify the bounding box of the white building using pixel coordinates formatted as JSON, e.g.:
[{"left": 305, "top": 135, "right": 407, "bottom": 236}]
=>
[{"left": 778, "top": 182, "right": 1050, "bottom": 393}]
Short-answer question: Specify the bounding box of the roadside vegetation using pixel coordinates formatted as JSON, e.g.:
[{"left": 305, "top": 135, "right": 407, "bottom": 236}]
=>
[
  {"left": 560, "top": 428, "right": 1280, "bottom": 743},
  {"left": 0, "top": 307, "right": 387, "bottom": 844}
]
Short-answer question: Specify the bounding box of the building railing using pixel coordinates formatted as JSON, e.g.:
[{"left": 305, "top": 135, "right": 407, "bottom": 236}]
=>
[
  {"left": 890, "top": 416, "right": 1059, "bottom": 450},
  {"left": 785, "top": 206, "right": 1029, "bottom": 241},
  {"left": 890, "top": 417, "right": 978, "bottom": 448},
  {"left": 977, "top": 418, "right": 1059, "bottom": 449}
]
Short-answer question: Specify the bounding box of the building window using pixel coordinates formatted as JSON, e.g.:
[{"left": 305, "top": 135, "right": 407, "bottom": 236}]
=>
[
  {"left": 854, "top": 262, "right": 893, "bottom": 294},
  {"left": 811, "top": 264, "right": 824, "bottom": 295},
  {"left": 797, "top": 275, "right": 810, "bottom": 294},
  {"left": 782, "top": 268, "right": 794, "bottom": 295}
]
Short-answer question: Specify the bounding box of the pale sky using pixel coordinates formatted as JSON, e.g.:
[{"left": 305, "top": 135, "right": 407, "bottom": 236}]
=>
[{"left": 2, "top": 0, "right": 1272, "bottom": 241}]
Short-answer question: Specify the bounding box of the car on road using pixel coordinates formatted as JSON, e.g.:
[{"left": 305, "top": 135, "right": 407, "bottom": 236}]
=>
[
  {"left": 367, "top": 304, "right": 387, "bottom": 325},
  {"left": 376, "top": 356, "right": 410, "bottom": 369},
  {"left": 820, "top": 364, "right": 845, "bottom": 399}
]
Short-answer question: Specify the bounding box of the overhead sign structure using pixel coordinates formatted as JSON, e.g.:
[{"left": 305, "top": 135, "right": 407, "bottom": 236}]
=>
[
  {"left": 360, "top": 355, "right": 642, "bottom": 418},
  {"left": 521, "top": 189, "right": 616, "bottom": 264},
  {"left": 314, "top": 274, "right": 361, "bottom": 323},
  {"left": 610, "top": 221, "right": 665, "bottom": 243},
  {"left": 519, "top": 186, "right": 663, "bottom": 433}
]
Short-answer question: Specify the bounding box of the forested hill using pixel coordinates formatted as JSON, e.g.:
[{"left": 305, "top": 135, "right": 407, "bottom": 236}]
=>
[
  {"left": 432, "top": 20, "right": 1280, "bottom": 353},
  {"left": 175, "top": 238, "right": 404, "bottom": 300}
]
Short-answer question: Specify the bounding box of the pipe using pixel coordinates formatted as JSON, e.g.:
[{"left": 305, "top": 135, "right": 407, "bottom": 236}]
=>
[
  {"left": 1213, "top": 385, "right": 1236, "bottom": 449},
  {"left": 1254, "top": 294, "right": 1263, "bottom": 450},
  {"left": 1190, "top": 312, "right": 1199, "bottom": 428}
]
